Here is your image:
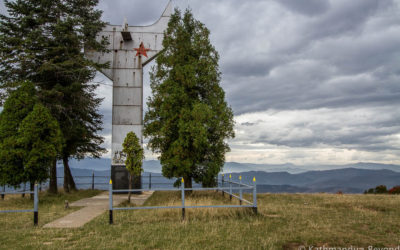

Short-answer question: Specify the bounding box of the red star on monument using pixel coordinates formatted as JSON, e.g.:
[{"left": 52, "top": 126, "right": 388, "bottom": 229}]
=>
[{"left": 134, "top": 42, "right": 150, "bottom": 57}]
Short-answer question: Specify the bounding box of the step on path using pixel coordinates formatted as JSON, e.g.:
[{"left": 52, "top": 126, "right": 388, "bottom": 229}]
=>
[{"left": 43, "top": 191, "right": 154, "bottom": 228}]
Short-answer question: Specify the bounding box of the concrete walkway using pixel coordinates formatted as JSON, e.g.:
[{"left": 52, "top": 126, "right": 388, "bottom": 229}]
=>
[{"left": 43, "top": 191, "right": 154, "bottom": 228}]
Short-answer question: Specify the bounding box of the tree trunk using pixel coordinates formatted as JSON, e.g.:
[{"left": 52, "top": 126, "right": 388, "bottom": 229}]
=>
[
  {"left": 30, "top": 182, "right": 34, "bottom": 200},
  {"left": 128, "top": 174, "right": 132, "bottom": 203},
  {"left": 63, "top": 156, "right": 76, "bottom": 192},
  {"left": 184, "top": 175, "right": 192, "bottom": 195},
  {"left": 22, "top": 182, "right": 26, "bottom": 198},
  {"left": 49, "top": 159, "right": 58, "bottom": 194},
  {"left": 63, "top": 158, "right": 69, "bottom": 193},
  {"left": 133, "top": 174, "right": 142, "bottom": 194},
  {"left": 66, "top": 164, "right": 76, "bottom": 191}
]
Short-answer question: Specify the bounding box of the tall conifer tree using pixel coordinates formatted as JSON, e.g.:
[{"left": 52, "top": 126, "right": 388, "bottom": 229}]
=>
[
  {"left": 19, "top": 103, "right": 63, "bottom": 196},
  {"left": 0, "top": 81, "right": 63, "bottom": 197},
  {"left": 0, "top": 81, "right": 37, "bottom": 187},
  {"left": 144, "top": 9, "right": 235, "bottom": 188},
  {"left": 0, "top": 0, "right": 108, "bottom": 193}
]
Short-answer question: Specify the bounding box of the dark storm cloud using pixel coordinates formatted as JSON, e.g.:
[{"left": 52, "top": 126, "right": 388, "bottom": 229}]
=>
[
  {"left": 2, "top": 0, "right": 398, "bottom": 162},
  {"left": 276, "top": 0, "right": 330, "bottom": 16},
  {"left": 222, "top": 58, "right": 276, "bottom": 77},
  {"left": 47, "top": 0, "right": 400, "bottom": 120},
  {"left": 303, "top": 0, "right": 394, "bottom": 40},
  {"left": 202, "top": 0, "right": 400, "bottom": 116},
  {"left": 98, "top": 0, "right": 169, "bottom": 26}
]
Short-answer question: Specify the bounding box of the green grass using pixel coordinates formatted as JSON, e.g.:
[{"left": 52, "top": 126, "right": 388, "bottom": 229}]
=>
[{"left": 1, "top": 190, "right": 399, "bottom": 249}]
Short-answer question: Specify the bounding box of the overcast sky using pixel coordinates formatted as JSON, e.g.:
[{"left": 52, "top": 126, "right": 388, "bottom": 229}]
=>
[{"left": 1, "top": 0, "right": 400, "bottom": 165}]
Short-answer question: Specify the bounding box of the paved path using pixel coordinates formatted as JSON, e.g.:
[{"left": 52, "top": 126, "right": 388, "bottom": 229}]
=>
[{"left": 43, "top": 191, "right": 154, "bottom": 228}]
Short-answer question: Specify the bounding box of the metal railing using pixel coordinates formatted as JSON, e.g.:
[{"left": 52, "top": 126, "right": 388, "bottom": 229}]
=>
[
  {"left": 0, "top": 173, "right": 198, "bottom": 194},
  {"left": 108, "top": 175, "right": 257, "bottom": 224},
  {"left": 55, "top": 172, "right": 190, "bottom": 190},
  {"left": 0, "top": 183, "right": 39, "bottom": 225},
  {"left": 56, "top": 172, "right": 110, "bottom": 190}
]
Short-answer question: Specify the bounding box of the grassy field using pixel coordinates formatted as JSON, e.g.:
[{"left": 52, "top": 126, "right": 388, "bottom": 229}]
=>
[{"left": 0, "top": 190, "right": 399, "bottom": 249}]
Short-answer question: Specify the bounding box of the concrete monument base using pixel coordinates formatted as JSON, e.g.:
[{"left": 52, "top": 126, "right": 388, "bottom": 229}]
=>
[{"left": 111, "top": 166, "right": 142, "bottom": 193}]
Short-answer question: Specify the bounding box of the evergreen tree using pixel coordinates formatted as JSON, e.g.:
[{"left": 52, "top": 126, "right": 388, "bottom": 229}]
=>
[
  {"left": 0, "top": 0, "right": 108, "bottom": 193},
  {"left": 122, "top": 132, "right": 144, "bottom": 202},
  {"left": 0, "top": 82, "right": 62, "bottom": 198},
  {"left": 19, "top": 103, "right": 63, "bottom": 196},
  {"left": 144, "top": 9, "right": 235, "bottom": 188},
  {"left": 0, "top": 81, "right": 37, "bottom": 187}
]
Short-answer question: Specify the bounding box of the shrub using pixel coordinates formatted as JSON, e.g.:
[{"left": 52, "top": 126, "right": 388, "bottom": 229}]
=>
[
  {"left": 388, "top": 186, "right": 400, "bottom": 194},
  {"left": 374, "top": 185, "right": 388, "bottom": 194}
]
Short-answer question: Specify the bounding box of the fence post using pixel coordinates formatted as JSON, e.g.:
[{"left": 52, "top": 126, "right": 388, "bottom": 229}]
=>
[
  {"left": 91, "top": 171, "right": 95, "bottom": 190},
  {"left": 239, "top": 175, "right": 242, "bottom": 205},
  {"left": 34, "top": 183, "right": 38, "bottom": 226},
  {"left": 181, "top": 177, "right": 185, "bottom": 220},
  {"left": 253, "top": 177, "right": 257, "bottom": 214},
  {"left": 22, "top": 183, "right": 26, "bottom": 198},
  {"left": 229, "top": 174, "right": 232, "bottom": 201},
  {"left": 1, "top": 185, "right": 4, "bottom": 200},
  {"left": 149, "top": 173, "right": 151, "bottom": 190},
  {"left": 215, "top": 176, "right": 218, "bottom": 193},
  {"left": 222, "top": 174, "right": 224, "bottom": 197},
  {"left": 109, "top": 180, "right": 113, "bottom": 224}
]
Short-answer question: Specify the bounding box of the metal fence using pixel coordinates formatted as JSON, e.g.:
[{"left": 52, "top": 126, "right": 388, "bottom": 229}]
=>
[
  {"left": 0, "top": 183, "right": 39, "bottom": 225},
  {"left": 56, "top": 173, "right": 110, "bottom": 190},
  {"left": 0, "top": 174, "right": 257, "bottom": 225},
  {"left": 57, "top": 172, "right": 206, "bottom": 190},
  {"left": 57, "top": 173, "right": 190, "bottom": 190},
  {"left": 0, "top": 172, "right": 205, "bottom": 195},
  {"left": 108, "top": 175, "right": 257, "bottom": 224}
]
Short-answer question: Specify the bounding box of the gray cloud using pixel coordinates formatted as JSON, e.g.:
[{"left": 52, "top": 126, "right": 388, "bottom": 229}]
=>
[
  {"left": 98, "top": 0, "right": 169, "bottom": 26},
  {"left": 1, "top": 0, "right": 399, "bottom": 164},
  {"left": 303, "top": 0, "right": 394, "bottom": 40},
  {"left": 235, "top": 107, "right": 400, "bottom": 152},
  {"left": 215, "top": 0, "right": 400, "bottom": 114},
  {"left": 276, "top": 0, "right": 330, "bottom": 16}
]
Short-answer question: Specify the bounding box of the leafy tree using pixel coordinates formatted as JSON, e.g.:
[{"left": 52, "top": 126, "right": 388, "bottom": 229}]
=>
[
  {"left": 364, "top": 188, "right": 375, "bottom": 194},
  {"left": 122, "top": 132, "right": 144, "bottom": 202},
  {"left": 0, "top": 0, "right": 108, "bottom": 193},
  {"left": 374, "top": 185, "right": 388, "bottom": 194},
  {"left": 19, "top": 103, "right": 63, "bottom": 197},
  {"left": 0, "top": 81, "right": 37, "bottom": 187},
  {"left": 0, "top": 82, "right": 62, "bottom": 198},
  {"left": 144, "top": 9, "right": 235, "bottom": 189},
  {"left": 58, "top": 82, "right": 106, "bottom": 193},
  {"left": 388, "top": 186, "right": 400, "bottom": 194},
  {"left": 364, "top": 185, "right": 389, "bottom": 194}
]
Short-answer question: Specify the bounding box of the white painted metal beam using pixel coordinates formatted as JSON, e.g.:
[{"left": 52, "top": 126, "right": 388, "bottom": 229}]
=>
[{"left": 85, "top": 1, "right": 172, "bottom": 165}]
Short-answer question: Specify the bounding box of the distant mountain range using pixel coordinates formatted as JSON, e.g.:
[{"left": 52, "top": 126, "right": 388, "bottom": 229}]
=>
[
  {"left": 229, "top": 168, "right": 400, "bottom": 194},
  {"left": 57, "top": 158, "right": 400, "bottom": 194},
  {"left": 63, "top": 158, "right": 400, "bottom": 174}
]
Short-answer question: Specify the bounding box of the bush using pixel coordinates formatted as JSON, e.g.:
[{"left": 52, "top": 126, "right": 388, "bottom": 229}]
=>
[
  {"left": 374, "top": 185, "right": 388, "bottom": 194},
  {"left": 388, "top": 186, "right": 400, "bottom": 194},
  {"left": 364, "top": 185, "right": 389, "bottom": 194}
]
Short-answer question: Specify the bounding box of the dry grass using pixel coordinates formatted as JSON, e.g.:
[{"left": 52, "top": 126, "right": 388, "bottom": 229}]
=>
[{"left": 0, "top": 190, "right": 399, "bottom": 249}]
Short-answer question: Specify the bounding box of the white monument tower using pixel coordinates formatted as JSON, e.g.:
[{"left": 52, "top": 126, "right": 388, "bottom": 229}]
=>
[{"left": 85, "top": 1, "right": 172, "bottom": 188}]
